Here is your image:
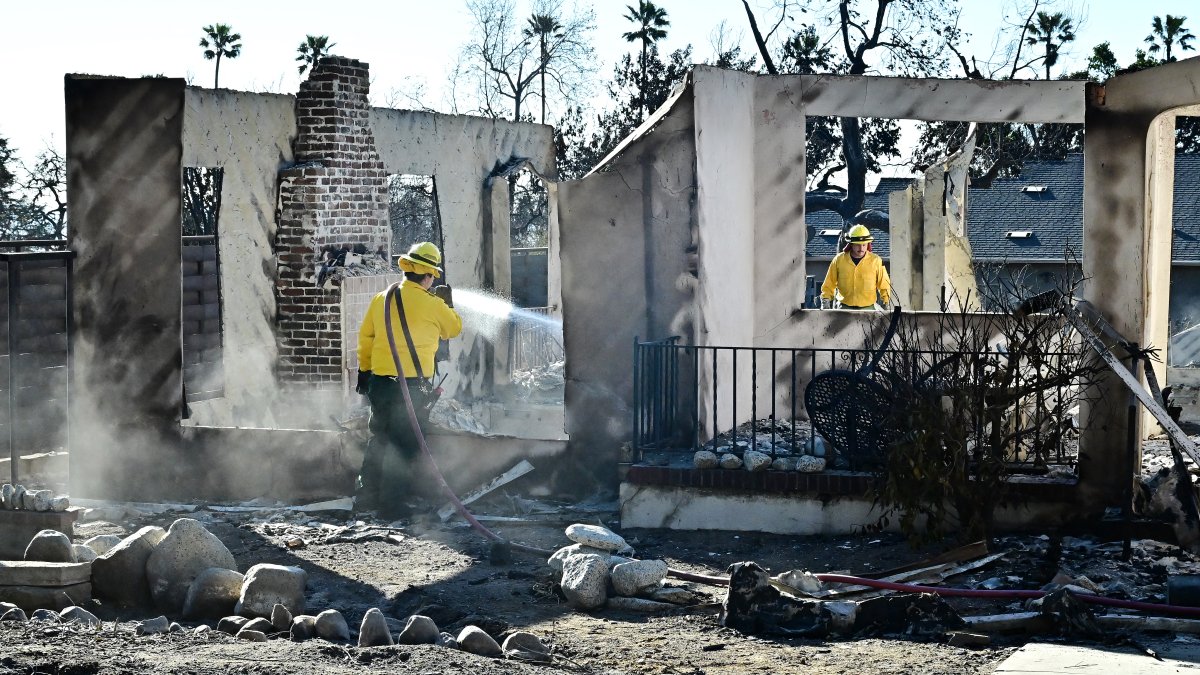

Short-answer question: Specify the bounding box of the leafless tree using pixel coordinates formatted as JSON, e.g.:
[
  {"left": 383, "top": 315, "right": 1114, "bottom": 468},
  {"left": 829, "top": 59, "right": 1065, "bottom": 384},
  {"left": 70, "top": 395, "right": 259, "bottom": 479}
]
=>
[
  {"left": 452, "top": 0, "right": 596, "bottom": 123},
  {"left": 12, "top": 146, "right": 67, "bottom": 239}
]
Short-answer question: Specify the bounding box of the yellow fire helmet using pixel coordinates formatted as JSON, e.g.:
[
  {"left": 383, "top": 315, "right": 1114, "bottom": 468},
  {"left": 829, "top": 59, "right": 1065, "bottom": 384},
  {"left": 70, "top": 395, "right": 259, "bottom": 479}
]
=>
[
  {"left": 396, "top": 241, "right": 443, "bottom": 278},
  {"left": 847, "top": 224, "right": 873, "bottom": 243}
]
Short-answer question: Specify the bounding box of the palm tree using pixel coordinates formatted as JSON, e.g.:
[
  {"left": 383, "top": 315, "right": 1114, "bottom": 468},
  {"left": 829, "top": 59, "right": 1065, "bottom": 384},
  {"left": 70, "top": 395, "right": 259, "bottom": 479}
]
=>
[
  {"left": 622, "top": 0, "right": 669, "bottom": 119},
  {"left": 524, "top": 15, "right": 562, "bottom": 124},
  {"left": 1024, "top": 11, "right": 1075, "bottom": 80},
  {"left": 296, "top": 35, "right": 336, "bottom": 75},
  {"left": 1146, "top": 15, "right": 1196, "bottom": 62},
  {"left": 199, "top": 23, "right": 242, "bottom": 89}
]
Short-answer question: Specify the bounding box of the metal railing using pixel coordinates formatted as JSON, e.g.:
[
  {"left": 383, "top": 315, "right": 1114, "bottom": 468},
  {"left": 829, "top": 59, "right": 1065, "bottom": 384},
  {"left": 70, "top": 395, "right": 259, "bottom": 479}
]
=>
[
  {"left": 633, "top": 338, "right": 1082, "bottom": 472},
  {"left": 509, "top": 306, "right": 563, "bottom": 372}
]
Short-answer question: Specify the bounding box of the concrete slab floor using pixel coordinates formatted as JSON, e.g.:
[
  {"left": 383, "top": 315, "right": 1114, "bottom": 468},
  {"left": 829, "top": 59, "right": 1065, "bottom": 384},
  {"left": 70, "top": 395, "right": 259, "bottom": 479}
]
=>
[{"left": 996, "top": 641, "right": 1200, "bottom": 673}]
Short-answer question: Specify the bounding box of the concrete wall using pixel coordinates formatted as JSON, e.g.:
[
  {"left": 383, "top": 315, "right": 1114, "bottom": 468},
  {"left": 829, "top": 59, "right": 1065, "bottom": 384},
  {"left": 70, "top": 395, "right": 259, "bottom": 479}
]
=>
[
  {"left": 65, "top": 71, "right": 562, "bottom": 501},
  {"left": 620, "top": 483, "right": 1078, "bottom": 535},
  {"left": 557, "top": 86, "right": 697, "bottom": 488},
  {"left": 1081, "top": 59, "right": 1200, "bottom": 506},
  {"left": 371, "top": 109, "right": 556, "bottom": 400},
  {"left": 67, "top": 76, "right": 187, "bottom": 499},
  {"left": 181, "top": 88, "right": 296, "bottom": 427}
]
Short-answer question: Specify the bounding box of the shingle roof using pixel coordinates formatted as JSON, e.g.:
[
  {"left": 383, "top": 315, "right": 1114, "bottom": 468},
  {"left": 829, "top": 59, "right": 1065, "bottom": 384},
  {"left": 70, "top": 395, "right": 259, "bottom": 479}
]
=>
[
  {"left": 966, "top": 155, "right": 1083, "bottom": 261},
  {"left": 803, "top": 154, "right": 1200, "bottom": 263},
  {"left": 804, "top": 177, "right": 910, "bottom": 259}
]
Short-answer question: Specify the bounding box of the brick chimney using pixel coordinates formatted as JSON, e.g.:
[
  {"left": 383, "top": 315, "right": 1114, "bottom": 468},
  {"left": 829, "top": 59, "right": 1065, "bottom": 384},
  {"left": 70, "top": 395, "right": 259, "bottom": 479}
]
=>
[{"left": 275, "top": 57, "right": 389, "bottom": 386}]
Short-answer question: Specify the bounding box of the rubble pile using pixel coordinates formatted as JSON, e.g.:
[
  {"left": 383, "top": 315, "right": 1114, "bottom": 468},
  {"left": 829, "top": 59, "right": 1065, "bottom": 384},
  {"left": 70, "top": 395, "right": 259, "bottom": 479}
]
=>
[
  {"left": 428, "top": 398, "right": 492, "bottom": 436},
  {"left": 549, "top": 523, "right": 703, "bottom": 613},
  {"left": 511, "top": 360, "right": 565, "bottom": 400},
  {"left": 691, "top": 419, "right": 831, "bottom": 473},
  {"left": 1, "top": 484, "right": 69, "bottom": 512}
]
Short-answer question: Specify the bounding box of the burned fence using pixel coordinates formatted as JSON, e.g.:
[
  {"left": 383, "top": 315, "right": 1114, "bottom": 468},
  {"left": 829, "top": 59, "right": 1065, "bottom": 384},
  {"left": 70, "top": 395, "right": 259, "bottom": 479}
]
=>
[
  {"left": 0, "top": 242, "right": 73, "bottom": 481},
  {"left": 510, "top": 306, "right": 563, "bottom": 373},
  {"left": 633, "top": 337, "right": 1083, "bottom": 473}
]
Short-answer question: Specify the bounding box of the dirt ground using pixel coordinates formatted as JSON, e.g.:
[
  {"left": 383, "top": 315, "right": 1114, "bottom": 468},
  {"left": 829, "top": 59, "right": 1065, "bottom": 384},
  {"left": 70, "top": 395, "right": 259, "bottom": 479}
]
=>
[
  {"left": 7, "top": 492, "right": 1154, "bottom": 675},
  {"left": 8, "top": 435, "right": 1200, "bottom": 675}
]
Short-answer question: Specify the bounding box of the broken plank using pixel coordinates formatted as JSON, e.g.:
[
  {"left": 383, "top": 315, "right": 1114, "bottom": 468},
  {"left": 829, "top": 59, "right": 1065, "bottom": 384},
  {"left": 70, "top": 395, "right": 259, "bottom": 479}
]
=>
[
  {"left": 962, "top": 612, "right": 1048, "bottom": 633},
  {"left": 1098, "top": 614, "right": 1200, "bottom": 634},
  {"left": 1064, "top": 305, "right": 1200, "bottom": 468},
  {"left": 437, "top": 459, "right": 535, "bottom": 521},
  {"left": 862, "top": 540, "right": 988, "bottom": 580}
]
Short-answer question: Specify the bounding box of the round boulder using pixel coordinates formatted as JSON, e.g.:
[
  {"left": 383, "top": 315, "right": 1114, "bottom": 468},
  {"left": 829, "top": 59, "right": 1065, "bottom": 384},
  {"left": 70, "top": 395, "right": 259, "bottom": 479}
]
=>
[
  {"left": 796, "top": 455, "right": 826, "bottom": 472},
  {"left": 564, "top": 524, "right": 628, "bottom": 552},
  {"left": 92, "top": 526, "right": 167, "bottom": 608},
  {"left": 397, "top": 614, "right": 439, "bottom": 644},
  {"left": 146, "top": 518, "right": 237, "bottom": 613},
  {"left": 693, "top": 450, "right": 719, "bottom": 469},
  {"left": 358, "top": 608, "right": 394, "bottom": 647},
  {"left": 60, "top": 606, "right": 101, "bottom": 629},
  {"left": 24, "top": 529, "right": 74, "bottom": 562},
  {"left": 314, "top": 609, "right": 350, "bottom": 642},
  {"left": 235, "top": 564, "right": 307, "bottom": 618},
  {"left": 83, "top": 534, "right": 123, "bottom": 556},
  {"left": 71, "top": 544, "right": 97, "bottom": 563},
  {"left": 502, "top": 631, "right": 549, "bottom": 657},
  {"left": 560, "top": 553, "right": 609, "bottom": 609},
  {"left": 743, "top": 450, "right": 772, "bottom": 472},
  {"left": 290, "top": 615, "right": 317, "bottom": 642},
  {"left": 611, "top": 559, "right": 669, "bottom": 597},
  {"left": 457, "top": 625, "right": 502, "bottom": 657},
  {"left": 182, "top": 568, "right": 244, "bottom": 620}
]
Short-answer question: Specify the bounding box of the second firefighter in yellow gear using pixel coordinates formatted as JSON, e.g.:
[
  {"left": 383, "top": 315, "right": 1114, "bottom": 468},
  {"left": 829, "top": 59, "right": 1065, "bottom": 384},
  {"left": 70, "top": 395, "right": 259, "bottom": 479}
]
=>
[{"left": 820, "top": 225, "right": 892, "bottom": 309}]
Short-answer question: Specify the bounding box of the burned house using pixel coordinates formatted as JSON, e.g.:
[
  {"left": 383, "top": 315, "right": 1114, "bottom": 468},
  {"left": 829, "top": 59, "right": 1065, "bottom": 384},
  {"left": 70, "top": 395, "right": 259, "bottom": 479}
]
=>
[{"left": 55, "top": 54, "right": 1200, "bottom": 536}]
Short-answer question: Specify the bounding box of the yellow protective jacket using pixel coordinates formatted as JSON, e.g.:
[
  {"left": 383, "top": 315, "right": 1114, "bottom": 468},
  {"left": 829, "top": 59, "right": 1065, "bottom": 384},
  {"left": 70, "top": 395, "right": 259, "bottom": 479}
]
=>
[
  {"left": 821, "top": 251, "right": 892, "bottom": 307},
  {"left": 358, "top": 280, "right": 463, "bottom": 378}
]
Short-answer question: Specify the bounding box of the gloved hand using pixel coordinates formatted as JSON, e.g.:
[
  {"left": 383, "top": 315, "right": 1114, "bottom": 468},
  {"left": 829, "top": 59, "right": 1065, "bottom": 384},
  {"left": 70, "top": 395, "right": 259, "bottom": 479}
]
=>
[
  {"left": 433, "top": 284, "right": 454, "bottom": 308},
  {"left": 356, "top": 370, "right": 371, "bottom": 396}
]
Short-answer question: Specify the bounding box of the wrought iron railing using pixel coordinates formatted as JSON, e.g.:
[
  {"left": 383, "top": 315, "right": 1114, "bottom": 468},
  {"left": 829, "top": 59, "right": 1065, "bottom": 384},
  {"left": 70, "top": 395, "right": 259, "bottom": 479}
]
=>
[
  {"left": 510, "top": 306, "right": 563, "bottom": 372},
  {"left": 633, "top": 338, "right": 1082, "bottom": 472}
]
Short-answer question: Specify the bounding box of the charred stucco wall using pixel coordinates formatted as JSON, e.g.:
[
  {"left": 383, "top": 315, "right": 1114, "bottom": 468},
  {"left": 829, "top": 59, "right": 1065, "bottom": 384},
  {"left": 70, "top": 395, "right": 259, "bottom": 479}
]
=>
[
  {"left": 554, "top": 71, "right": 1086, "bottom": 483},
  {"left": 371, "top": 109, "right": 556, "bottom": 400},
  {"left": 557, "top": 87, "right": 697, "bottom": 486},
  {"left": 67, "top": 76, "right": 187, "bottom": 499},
  {"left": 181, "top": 88, "right": 296, "bottom": 427},
  {"left": 1081, "top": 59, "right": 1200, "bottom": 506},
  {"left": 691, "top": 68, "right": 808, "bottom": 437}
]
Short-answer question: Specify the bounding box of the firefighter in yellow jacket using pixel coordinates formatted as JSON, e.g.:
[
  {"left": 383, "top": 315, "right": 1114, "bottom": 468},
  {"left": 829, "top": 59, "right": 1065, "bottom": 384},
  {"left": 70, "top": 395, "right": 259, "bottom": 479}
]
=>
[
  {"left": 355, "top": 242, "right": 463, "bottom": 516},
  {"left": 820, "top": 225, "right": 892, "bottom": 310}
]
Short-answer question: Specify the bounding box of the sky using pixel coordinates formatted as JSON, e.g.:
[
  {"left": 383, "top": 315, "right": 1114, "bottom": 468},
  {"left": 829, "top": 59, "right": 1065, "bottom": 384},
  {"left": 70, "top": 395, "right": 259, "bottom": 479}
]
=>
[{"left": 2, "top": 0, "right": 1197, "bottom": 167}]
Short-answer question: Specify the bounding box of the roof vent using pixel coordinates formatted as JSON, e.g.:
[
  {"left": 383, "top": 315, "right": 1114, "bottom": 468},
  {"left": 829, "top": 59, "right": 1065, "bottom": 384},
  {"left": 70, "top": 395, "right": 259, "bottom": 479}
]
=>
[
  {"left": 819, "top": 229, "right": 842, "bottom": 237},
  {"left": 1006, "top": 230, "right": 1034, "bottom": 239},
  {"left": 1021, "top": 185, "right": 1048, "bottom": 193}
]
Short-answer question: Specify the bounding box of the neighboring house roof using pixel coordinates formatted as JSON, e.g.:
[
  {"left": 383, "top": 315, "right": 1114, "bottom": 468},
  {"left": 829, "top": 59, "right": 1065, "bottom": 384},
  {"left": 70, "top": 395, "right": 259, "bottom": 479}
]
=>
[
  {"left": 804, "top": 177, "right": 909, "bottom": 259},
  {"left": 803, "top": 154, "right": 1200, "bottom": 264},
  {"left": 966, "top": 155, "right": 1083, "bottom": 262}
]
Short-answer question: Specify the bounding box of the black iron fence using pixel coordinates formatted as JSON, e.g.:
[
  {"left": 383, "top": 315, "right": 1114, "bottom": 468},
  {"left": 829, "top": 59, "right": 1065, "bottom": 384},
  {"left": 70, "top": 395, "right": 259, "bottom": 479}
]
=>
[{"left": 633, "top": 337, "right": 1082, "bottom": 472}]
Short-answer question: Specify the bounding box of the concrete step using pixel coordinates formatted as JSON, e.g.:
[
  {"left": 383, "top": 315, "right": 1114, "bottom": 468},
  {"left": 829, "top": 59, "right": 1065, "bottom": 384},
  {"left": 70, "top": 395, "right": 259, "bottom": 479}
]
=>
[{"left": 0, "top": 561, "right": 90, "bottom": 587}]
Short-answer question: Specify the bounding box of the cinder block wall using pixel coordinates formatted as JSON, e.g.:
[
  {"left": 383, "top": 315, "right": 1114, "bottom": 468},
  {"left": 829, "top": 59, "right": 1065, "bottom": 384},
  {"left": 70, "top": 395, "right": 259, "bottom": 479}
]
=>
[{"left": 275, "top": 57, "right": 389, "bottom": 386}]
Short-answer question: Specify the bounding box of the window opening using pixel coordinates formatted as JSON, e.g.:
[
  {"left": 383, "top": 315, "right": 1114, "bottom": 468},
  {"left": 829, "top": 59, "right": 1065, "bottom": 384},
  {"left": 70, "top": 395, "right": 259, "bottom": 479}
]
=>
[{"left": 181, "top": 167, "right": 225, "bottom": 408}]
